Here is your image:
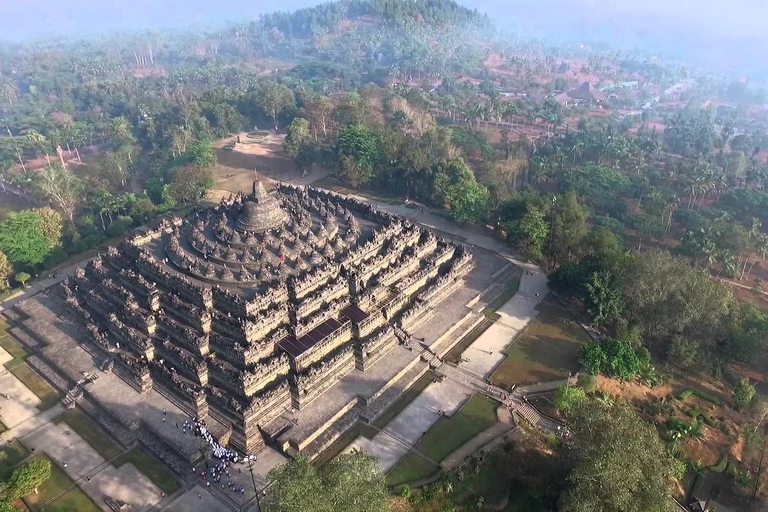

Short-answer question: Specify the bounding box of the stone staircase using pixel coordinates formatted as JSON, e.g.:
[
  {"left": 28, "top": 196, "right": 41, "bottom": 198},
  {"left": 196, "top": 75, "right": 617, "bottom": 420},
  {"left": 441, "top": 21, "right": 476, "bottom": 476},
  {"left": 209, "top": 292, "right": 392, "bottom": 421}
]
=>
[
  {"left": 419, "top": 349, "right": 442, "bottom": 369},
  {"left": 513, "top": 402, "right": 542, "bottom": 427}
]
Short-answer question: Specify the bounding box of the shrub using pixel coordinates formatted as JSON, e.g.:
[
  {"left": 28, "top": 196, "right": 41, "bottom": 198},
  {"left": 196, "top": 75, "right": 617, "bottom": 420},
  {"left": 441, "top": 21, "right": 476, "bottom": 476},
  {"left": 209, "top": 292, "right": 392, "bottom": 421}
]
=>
[
  {"left": 667, "top": 417, "right": 690, "bottom": 433},
  {"left": 687, "top": 408, "right": 716, "bottom": 427},
  {"left": 678, "top": 388, "right": 721, "bottom": 406},
  {"left": 580, "top": 341, "right": 607, "bottom": 375},
  {"left": 43, "top": 247, "right": 69, "bottom": 269},
  {"left": 734, "top": 378, "right": 756, "bottom": 411},
  {"left": 107, "top": 215, "right": 134, "bottom": 237},
  {"left": 576, "top": 374, "right": 597, "bottom": 394}
]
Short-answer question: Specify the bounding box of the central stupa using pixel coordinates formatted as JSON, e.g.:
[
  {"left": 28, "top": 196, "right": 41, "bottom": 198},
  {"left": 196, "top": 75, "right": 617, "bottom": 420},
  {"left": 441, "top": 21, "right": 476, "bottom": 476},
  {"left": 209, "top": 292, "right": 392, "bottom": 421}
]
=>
[{"left": 236, "top": 181, "right": 289, "bottom": 233}]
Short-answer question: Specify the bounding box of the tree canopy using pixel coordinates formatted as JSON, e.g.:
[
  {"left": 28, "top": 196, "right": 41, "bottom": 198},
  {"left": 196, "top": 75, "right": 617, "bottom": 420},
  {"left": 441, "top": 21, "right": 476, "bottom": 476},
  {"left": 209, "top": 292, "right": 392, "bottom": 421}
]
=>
[
  {"left": 0, "top": 210, "right": 61, "bottom": 265},
  {"left": 263, "top": 451, "right": 387, "bottom": 512},
  {"left": 560, "top": 400, "right": 682, "bottom": 512}
]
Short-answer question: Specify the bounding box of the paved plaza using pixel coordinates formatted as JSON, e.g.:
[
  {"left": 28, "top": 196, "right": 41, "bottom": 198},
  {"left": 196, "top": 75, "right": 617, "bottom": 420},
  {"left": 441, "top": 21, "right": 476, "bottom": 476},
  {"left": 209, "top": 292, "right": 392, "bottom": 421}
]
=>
[
  {"left": 460, "top": 271, "right": 549, "bottom": 378},
  {"left": 165, "top": 484, "right": 222, "bottom": 512},
  {"left": 345, "top": 268, "right": 550, "bottom": 473},
  {"left": 0, "top": 365, "right": 42, "bottom": 430}
]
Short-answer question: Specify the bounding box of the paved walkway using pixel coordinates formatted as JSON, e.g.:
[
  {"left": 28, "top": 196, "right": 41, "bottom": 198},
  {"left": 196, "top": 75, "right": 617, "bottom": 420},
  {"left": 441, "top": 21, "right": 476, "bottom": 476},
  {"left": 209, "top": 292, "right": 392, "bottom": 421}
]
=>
[{"left": 0, "top": 403, "right": 64, "bottom": 443}]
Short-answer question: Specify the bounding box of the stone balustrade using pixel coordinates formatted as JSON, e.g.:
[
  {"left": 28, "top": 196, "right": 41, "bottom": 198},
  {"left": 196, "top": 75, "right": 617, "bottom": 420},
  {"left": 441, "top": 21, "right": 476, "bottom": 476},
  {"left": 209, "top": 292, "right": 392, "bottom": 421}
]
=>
[
  {"left": 355, "top": 326, "right": 396, "bottom": 370},
  {"left": 155, "top": 339, "right": 208, "bottom": 385},
  {"left": 157, "top": 314, "right": 210, "bottom": 356}
]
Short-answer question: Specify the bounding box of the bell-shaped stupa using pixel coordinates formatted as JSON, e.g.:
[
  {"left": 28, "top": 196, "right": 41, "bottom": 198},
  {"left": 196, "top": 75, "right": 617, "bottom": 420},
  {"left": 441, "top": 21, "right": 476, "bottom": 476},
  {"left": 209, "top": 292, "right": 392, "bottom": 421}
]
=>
[{"left": 236, "top": 181, "right": 289, "bottom": 233}]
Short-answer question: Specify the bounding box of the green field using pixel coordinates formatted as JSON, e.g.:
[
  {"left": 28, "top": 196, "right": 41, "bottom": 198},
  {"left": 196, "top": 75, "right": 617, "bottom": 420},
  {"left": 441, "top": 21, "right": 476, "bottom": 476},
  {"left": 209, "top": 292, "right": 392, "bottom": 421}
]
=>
[
  {"left": 0, "top": 440, "right": 30, "bottom": 477},
  {"left": 386, "top": 394, "right": 500, "bottom": 486},
  {"left": 491, "top": 296, "right": 590, "bottom": 389},
  {"left": 113, "top": 447, "right": 181, "bottom": 494},
  {"left": 53, "top": 409, "right": 123, "bottom": 460},
  {"left": 5, "top": 359, "right": 60, "bottom": 411},
  {"left": 0, "top": 332, "right": 28, "bottom": 360},
  {"left": 22, "top": 456, "right": 100, "bottom": 512}
]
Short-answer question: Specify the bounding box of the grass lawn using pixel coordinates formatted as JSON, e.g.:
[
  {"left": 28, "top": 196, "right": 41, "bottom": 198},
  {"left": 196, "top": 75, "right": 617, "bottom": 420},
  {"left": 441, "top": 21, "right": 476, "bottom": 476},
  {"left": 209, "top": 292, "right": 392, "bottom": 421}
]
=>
[
  {"left": 491, "top": 296, "right": 590, "bottom": 389},
  {"left": 386, "top": 394, "right": 500, "bottom": 486},
  {"left": 4, "top": 359, "right": 60, "bottom": 411},
  {"left": 113, "top": 447, "right": 181, "bottom": 494},
  {"left": 22, "top": 456, "right": 100, "bottom": 512},
  {"left": 0, "top": 440, "right": 30, "bottom": 477},
  {"left": 53, "top": 409, "right": 123, "bottom": 460},
  {"left": 0, "top": 334, "right": 28, "bottom": 360},
  {"left": 386, "top": 454, "right": 440, "bottom": 487}
]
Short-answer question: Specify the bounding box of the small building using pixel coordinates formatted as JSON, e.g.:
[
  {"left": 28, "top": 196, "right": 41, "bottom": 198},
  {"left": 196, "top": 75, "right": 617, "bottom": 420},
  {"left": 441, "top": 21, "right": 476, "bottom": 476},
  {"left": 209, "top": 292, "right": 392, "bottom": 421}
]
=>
[{"left": 554, "top": 82, "right": 606, "bottom": 106}]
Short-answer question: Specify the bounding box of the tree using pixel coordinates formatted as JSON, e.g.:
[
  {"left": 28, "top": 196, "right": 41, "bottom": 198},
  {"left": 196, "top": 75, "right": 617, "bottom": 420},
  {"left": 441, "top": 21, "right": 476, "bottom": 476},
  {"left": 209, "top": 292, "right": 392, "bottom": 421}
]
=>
[
  {"left": 14, "top": 272, "right": 31, "bottom": 288},
  {"left": 168, "top": 164, "right": 214, "bottom": 205},
  {"left": 257, "top": 82, "right": 295, "bottom": 130},
  {"left": 185, "top": 139, "right": 217, "bottom": 168},
  {"left": 555, "top": 385, "right": 588, "bottom": 416},
  {"left": 31, "top": 208, "right": 62, "bottom": 249},
  {"left": 549, "top": 190, "right": 588, "bottom": 265},
  {"left": 734, "top": 377, "right": 757, "bottom": 411},
  {"left": 108, "top": 117, "right": 137, "bottom": 150},
  {"left": 0, "top": 458, "right": 51, "bottom": 502},
  {"left": 305, "top": 96, "right": 334, "bottom": 140},
  {"left": 444, "top": 179, "right": 489, "bottom": 224},
  {"left": 622, "top": 250, "right": 734, "bottom": 362},
  {"left": 0, "top": 251, "right": 11, "bottom": 292},
  {"left": 335, "top": 124, "right": 382, "bottom": 188},
  {"left": 560, "top": 400, "right": 682, "bottom": 512},
  {"left": 34, "top": 165, "right": 83, "bottom": 221},
  {"left": 263, "top": 451, "right": 387, "bottom": 512},
  {"left": 284, "top": 118, "right": 314, "bottom": 171},
  {"left": 580, "top": 341, "right": 607, "bottom": 375},
  {"left": 585, "top": 270, "right": 624, "bottom": 326},
  {"left": 509, "top": 204, "right": 548, "bottom": 261},
  {"left": 0, "top": 211, "right": 57, "bottom": 265}
]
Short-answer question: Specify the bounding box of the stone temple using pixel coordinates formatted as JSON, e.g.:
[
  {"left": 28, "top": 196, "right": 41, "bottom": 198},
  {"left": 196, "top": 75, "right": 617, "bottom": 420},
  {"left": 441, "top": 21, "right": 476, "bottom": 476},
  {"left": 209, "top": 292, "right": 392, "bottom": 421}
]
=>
[{"left": 54, "top": 182, "right": 480, "bottom": 456}]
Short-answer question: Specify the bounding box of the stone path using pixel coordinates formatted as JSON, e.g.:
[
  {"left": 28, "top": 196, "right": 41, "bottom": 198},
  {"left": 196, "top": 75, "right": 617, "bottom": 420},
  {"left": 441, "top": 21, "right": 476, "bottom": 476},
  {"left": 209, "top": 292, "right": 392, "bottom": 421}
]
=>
[
  {"left": 164, "top": 484, "right": 226, "bottom": 512},
  {"left": 0, "top": 403, "right": 64, "bottom": 443}
]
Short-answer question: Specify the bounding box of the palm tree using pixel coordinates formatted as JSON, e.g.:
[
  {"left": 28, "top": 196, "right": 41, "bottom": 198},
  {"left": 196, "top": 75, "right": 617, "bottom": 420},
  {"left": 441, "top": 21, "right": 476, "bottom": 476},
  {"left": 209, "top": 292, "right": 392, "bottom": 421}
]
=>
[{"left": 746, "top": 233, "right": 768, "bottom": 279}]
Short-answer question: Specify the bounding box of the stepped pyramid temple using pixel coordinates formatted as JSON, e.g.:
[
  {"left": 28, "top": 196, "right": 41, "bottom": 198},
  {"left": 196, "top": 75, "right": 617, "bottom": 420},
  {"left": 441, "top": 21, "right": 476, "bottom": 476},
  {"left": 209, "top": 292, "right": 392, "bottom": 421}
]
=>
[{"left": 7, "top": 181, "right": 511, "bottom": 464}]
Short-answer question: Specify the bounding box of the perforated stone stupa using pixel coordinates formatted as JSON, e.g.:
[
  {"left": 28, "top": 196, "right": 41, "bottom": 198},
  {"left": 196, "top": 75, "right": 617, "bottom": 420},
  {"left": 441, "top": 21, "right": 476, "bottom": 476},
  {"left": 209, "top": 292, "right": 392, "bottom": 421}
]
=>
[{"left": 60, "top": 181, "right": 475, "bottom": 455}]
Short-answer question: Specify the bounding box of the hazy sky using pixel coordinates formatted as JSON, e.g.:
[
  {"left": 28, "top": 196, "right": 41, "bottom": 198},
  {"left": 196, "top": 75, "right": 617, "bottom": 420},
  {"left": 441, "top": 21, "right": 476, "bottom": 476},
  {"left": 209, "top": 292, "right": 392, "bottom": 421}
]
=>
[
  {"left": 0, "top": 0, "right": 766, "bottom": 74},
  {"left": 0, "top": 0, "right": 765, "bottom": 41}
]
